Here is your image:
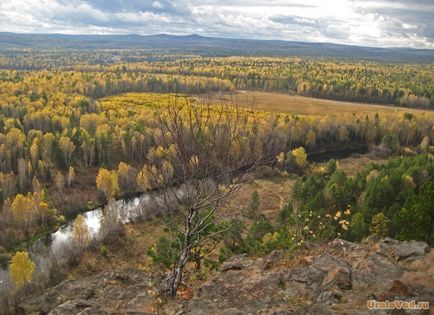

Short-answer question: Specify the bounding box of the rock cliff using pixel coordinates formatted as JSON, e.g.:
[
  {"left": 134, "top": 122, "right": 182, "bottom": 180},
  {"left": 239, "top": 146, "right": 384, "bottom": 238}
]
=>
[{"left": 20, "top": 238, "right": 433, "bottom": 314}]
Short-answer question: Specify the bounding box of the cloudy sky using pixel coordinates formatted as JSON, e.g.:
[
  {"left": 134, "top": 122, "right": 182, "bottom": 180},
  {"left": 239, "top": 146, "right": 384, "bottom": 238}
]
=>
[{"left": 1, "top": 0, "right": 433, "bottom": 48}]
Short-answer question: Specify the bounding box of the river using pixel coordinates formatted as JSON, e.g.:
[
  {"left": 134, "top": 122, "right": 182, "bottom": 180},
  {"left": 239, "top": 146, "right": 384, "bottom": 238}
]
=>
[
  {"left": 308, "top": 146, "right": 368, "bottom": 163},
  {"left": 0, "top": 193, "right": 156, "bottom": 296}
]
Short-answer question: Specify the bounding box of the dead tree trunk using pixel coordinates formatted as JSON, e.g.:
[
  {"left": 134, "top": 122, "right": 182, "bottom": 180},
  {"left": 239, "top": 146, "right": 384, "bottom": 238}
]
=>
[{"left": 166, "top": 245, "right": 190, "bottom": 296}]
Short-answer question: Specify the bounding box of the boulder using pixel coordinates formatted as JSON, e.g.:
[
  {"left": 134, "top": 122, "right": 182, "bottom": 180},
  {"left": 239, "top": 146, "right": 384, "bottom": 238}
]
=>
[
  {"left": 303, "top": 303, "right": 332, "bottom": 315},
  {"left": 189, "top": 259, "right": 305, "bottom": 314},
  {"left": 374, "top": 238, "right": 430, "bottom": 261},
  {"left": 389, "top": 280, "right": 412, "bottom": 296},
  {"left": 220, "top": 255, "right": 248, "bottom": 272},
  {"left": 351, "top": 253, "right": 404, "bottom": 288},
  {"left": 329, "top": 238, "right": 362, "bottom": 253},
  {"left": 394, "top": 240, "right": 430, "bottom": 260}
]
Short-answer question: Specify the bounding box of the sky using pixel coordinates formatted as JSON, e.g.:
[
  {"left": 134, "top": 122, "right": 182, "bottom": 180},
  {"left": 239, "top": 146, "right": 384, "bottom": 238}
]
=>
[{"left": 0, "top": 0, "right": 433, "bottom": 49}]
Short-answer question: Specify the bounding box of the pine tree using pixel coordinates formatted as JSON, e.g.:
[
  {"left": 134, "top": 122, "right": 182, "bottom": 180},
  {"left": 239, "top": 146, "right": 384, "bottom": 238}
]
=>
[{"left": 369, "top": 212, "right": 389, "bottom": 237}]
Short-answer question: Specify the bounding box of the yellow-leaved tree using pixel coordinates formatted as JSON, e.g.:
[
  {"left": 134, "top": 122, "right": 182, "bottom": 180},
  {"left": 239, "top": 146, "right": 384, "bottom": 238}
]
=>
[
  {"left": 9, "top": 251, "right": 36, "bottom": 289},
  {"left": 369, "top": 212, "right": 389, "bottom": 237},
  {"left": 11, "top": 194, "right": 35, "bottom": 234},
  {"left": 58, "top": 136, "right": 75, "bottom": 166},
  {"left": 291, "top": 147, "right": 308, "bottom": 168},
  {"left": 96, "top": 168, "right": 119, "bottom": 200},
  {"left": 137, "top": 164, "right": 161, "bottom": 192},
  {"left": 72, "top": 214, "right": 90, "bottom": 246}
]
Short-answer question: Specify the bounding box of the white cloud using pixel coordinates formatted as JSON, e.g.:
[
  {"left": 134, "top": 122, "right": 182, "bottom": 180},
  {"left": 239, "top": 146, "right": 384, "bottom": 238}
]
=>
[
  {"left": 0, "top": 0, "right": 432, "bottom": 48},
  {"left": 152, "top": 1, "right": 164, "bottom": 9}
]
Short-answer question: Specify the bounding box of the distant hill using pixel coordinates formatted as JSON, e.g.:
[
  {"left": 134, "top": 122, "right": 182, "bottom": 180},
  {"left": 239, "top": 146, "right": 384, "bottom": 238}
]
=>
[{"left": 1, "top": 32, "right": 433, "bottom": 62}]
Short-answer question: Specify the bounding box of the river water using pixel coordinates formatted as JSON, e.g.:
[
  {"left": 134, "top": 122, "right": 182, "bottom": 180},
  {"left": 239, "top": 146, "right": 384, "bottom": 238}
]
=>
[
  {"left": 307, "top": 146, "right": 368, "bottom": 163},
  {"left": 0, "top": 193, "right": 156, "bottom": 296}
]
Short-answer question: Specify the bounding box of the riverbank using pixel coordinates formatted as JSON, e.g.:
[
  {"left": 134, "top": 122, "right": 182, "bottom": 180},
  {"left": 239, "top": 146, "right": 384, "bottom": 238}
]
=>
[{"left": 0, "top": 151, "right": 391, "bottom": 313}]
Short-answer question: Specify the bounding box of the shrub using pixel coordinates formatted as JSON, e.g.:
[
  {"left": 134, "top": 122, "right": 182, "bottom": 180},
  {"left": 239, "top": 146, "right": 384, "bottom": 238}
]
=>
[
  {"left": 147, "top": 236, "right": 179, "bottom": 269},
  {"left": 369, "top": 212, "right": 389, "bottom": 237},
  {"left": 350, "top": 212, "right": 368, "bottom": 241},
  {"left": 288, "top": 147, "right": 308, "bottom": 169},
  {"left": 245, "top": 190, "right": 260, "bottom": 219},
  {"left": 325, "top": 159, "right": 337, "bottom": 176},
  {"left": 100, "top": 245, "right": 109, "bottom": 257}
]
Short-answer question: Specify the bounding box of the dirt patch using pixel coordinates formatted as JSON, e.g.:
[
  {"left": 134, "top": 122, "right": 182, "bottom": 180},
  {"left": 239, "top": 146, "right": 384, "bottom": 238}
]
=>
[{"left": 220, "top": 175, "right": 295, "bottom": 220}]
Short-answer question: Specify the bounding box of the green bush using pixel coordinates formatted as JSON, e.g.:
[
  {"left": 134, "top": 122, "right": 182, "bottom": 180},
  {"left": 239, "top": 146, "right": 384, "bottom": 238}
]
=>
[
  {"left": 349, "top": 212, "right": 368, "bottom": 241},
  {"left": 100, "top": 245, "right": 109, "bottom": 257},
  {"left": 245, "top": 191, "right": 260, "bottom": 219},
  {"left": 370, "top": 212, "right": 389, "bottom": 237},
  {"left": 147, "top": 236, "right": 179, "bottom": 269}
]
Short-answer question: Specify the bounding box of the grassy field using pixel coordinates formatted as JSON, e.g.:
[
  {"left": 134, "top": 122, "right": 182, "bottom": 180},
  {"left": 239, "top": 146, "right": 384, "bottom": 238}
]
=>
[
  {"left": 99, "top": 92, "right": 192, "bottom": 110},
  {"left": 100, "top": 91, "right": 434, "bottom": 118},
  {"left": 197, "top": 91, "right": 434, "bottom": 116}
]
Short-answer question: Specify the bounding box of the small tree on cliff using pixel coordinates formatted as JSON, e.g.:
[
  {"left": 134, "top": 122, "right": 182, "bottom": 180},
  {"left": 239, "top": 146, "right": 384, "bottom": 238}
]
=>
[{"left": 142, "top": 99, "right": 264, "bottom": 296}]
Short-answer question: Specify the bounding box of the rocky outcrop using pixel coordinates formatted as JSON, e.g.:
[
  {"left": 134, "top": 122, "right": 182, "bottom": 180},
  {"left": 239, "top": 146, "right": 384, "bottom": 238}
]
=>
[
  {"left": 374, "top": 237, "right": 430, "bottom": 261},
  {"left": 20, "top": 268, "right": 163, "bottom": 315},
  {"left": 184, "top": 238, "right": 432, "bottom": 314},
  {"left": 20, "top": 238, "right": 432, "bottom": 314}
]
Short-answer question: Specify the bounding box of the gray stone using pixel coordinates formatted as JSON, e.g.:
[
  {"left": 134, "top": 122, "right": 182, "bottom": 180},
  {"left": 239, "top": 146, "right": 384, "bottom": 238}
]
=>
[
  {"left": 220, "top": 255, "right": 248, "bottom": 272},
  {"left": 394, "top": 240, "right": 430, "bottom": 260},
  {"left": 329, "top": 238, "right": 362, "bottom": 253}
]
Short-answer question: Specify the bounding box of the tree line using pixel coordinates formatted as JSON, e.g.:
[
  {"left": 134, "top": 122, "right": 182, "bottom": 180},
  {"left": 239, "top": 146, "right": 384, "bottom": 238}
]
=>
[{"left": 1, "top": 54, "right": 433, "bottom": 108}]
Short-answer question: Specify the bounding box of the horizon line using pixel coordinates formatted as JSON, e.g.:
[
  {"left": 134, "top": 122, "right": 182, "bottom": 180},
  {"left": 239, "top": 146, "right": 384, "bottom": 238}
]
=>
[{"left": 1, "top": 31, "right": 433, "bottom": 51}]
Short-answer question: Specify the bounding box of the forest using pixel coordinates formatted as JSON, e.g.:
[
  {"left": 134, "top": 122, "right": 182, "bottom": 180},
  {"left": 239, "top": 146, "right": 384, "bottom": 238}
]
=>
[
  {"left": 1, "top": 54, "right": 434, "bottom": 108},
  {"left": 0, "top": 49, "right": 433, "bottom": 312},
  {"left": 0, "top": 59, "right": 433, "bottom": 246}
]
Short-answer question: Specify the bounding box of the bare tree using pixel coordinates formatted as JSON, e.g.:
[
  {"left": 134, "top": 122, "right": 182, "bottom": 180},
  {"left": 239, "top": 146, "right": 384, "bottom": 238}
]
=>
[{"left": 141, "top": 98, "right": 264, "bottom": 296}]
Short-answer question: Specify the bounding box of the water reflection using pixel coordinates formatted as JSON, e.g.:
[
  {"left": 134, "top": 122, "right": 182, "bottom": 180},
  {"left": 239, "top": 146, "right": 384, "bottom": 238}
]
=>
[
  {"left": 0, "top": 181, "right": 205, "bottom": 297},
  {"left": 0, "top": 193, "right": 151, "bottom": 295}
]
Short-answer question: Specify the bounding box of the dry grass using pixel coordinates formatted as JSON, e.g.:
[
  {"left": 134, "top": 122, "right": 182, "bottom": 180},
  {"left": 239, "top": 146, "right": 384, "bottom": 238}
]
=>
[
  {"left": 220, "top": 175, "right": 295, "bottom": 220},
  {"left": 197, "top": 91, "right": 434, "bottom": 116},
  {"left": 336, "top": 155, "right": 387, "bottom": 176},
  {"left": 69, "top": 219, "right": 164, "bottom": 278}
]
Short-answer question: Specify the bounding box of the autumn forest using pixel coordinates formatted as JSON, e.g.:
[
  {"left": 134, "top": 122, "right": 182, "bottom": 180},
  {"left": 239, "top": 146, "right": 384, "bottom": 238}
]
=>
[{"left": 0, "top": 39, "right": 433, "bottom": 313}]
